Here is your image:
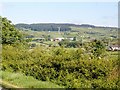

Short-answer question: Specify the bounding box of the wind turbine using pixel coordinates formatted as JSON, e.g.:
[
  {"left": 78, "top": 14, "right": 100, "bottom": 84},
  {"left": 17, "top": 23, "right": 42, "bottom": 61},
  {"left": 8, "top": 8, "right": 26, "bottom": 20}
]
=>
[{"left": 58, "top": 27, "right": 61, "bottom": 34}]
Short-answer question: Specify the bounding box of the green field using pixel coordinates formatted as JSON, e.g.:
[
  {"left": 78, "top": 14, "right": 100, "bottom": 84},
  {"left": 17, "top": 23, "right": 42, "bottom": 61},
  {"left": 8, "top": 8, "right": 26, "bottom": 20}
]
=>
[
  {"left": 0, "top": 71, "right": 64, "bottom": 88},
  {"left": 21, "top": 26, "right": 118, "bottom": 46}
]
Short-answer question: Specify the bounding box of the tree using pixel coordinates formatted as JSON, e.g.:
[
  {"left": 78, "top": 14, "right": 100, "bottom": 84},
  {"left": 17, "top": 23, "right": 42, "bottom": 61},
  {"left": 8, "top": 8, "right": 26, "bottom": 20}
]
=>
[
  {"left": 1, "top": 16, "right": 23, "bottom": 44},
  {"left": 91, "top": 40, "right": 106, "bottom": 58},
  {"left": 73, "top": 37, "right": 77, "bottom": 41},
  {"left": 58, "top": 40, "right": 81, "bottom": 48}
]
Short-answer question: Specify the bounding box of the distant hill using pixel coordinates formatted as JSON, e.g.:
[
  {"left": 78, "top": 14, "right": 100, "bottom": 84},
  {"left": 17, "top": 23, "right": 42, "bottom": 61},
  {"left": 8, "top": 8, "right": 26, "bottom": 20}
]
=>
[
  {"left": 15, "top": 23, "right": 72, "bottom": 31},
  {"left": 15, "top": 23, "right": 117, "bottom": 31}
]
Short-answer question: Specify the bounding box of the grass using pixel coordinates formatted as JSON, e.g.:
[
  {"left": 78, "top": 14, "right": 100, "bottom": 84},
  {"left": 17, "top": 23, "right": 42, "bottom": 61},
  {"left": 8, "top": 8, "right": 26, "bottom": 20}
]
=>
[
  {"left": 70, "top": 26, "right": 118, "bottom": 40},
  {"left": 21, "top": 26, "right": 118, "bottom": 43},
  {"left": 0, "top": 71, "right": 64, "bottom": 88},
  {"left": 108, "top": 51, "right": 118, "bottom": 60},
  {"left": 21, "top": 27, "right": 118, "bottom": 51}
]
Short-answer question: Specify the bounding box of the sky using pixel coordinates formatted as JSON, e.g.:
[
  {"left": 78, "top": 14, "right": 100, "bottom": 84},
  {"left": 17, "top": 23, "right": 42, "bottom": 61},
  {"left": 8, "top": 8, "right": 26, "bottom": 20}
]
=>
[{"left": 1, "top": 1, "right": 118, "bottom": 27}]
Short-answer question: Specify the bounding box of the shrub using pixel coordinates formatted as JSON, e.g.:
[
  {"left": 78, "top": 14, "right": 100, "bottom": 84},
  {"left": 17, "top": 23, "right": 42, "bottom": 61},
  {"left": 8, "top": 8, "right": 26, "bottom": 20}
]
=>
[{"left": 2, "top": 45, "right": 119, "bottom": 88}]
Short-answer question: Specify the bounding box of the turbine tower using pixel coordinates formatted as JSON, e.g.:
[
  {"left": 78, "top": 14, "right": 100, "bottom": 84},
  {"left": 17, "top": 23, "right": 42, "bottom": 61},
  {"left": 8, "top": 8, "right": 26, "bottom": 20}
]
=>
[{"left": 58, "top": 27, "right": 61, "bottom": 34}]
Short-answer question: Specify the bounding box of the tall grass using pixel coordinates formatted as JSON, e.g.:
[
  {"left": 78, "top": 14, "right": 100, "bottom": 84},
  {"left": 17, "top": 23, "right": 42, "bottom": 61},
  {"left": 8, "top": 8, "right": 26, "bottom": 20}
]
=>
[{"left": 0, "top": 71, "right": 64, "bottom": 88}]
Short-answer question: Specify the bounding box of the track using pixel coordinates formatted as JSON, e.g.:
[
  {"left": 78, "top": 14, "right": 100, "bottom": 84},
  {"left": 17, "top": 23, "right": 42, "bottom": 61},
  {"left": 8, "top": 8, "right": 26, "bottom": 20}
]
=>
[{"left": 0, "top": 79, "right": 21, "bottom": 89}]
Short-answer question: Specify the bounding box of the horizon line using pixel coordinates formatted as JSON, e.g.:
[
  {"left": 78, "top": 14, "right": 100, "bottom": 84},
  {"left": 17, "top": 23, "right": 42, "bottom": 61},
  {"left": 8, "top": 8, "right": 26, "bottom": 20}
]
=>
[{"left": 15, "top": 22, "right": 118, "bottom": 28}]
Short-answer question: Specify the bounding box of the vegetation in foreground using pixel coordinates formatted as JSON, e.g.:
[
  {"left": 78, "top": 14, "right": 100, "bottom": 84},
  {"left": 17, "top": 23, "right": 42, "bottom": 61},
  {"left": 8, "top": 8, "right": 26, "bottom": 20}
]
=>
[
  {"left": 2, "top": 45, "right": 119, "bottom": 88},
  {"left": 0, "top": 71, "right": 64, "bottom": 88},
  {"left": 1, "top": 16, "right": 120, "bottom": 89}
]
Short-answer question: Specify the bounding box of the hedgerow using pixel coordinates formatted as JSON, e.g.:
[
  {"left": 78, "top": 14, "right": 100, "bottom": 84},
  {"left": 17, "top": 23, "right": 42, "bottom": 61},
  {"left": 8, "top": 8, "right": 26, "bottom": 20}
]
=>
[{"left": 2, "top": 45, "right": 119, "bottom": 88}]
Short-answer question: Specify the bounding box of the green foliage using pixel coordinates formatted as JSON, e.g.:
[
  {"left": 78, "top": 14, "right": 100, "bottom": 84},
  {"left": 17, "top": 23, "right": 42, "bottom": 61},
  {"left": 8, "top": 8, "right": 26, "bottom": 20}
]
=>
[
  {"left": 1, "top": 16, "right": 26, "bottom": 44},
  {"left": 73, "top": 37, "right": 77, "bottom": 41},
  {"left": 2, "top": 45, "right": 119, "bottom": 88},
  {"left": 58, "top": 40, "right": 81, "bottom": 48},
  {"left": 1, "top": 16, "right": 118, "bottom": 89},
  {"left": 42, "top": 34, "right": 51, "bottom": 41},
  {"left": 89, "top": 40, "right": 106, "bottom": 58}
]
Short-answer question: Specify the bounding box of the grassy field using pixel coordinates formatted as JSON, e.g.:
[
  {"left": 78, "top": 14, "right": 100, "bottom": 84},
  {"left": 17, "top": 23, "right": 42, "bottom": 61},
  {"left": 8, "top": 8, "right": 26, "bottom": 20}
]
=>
[
  {"left": 21, "top": 26, "right": 118, "bottom": 44},
  {"left": 70, "top": 27, "right": 118, "bottom": 41},
  {"left": 0, "top": 71, "right": 64, "bottom": 88},
  {"left": 108, "top": 51, "right": 118, "bottom": 60}
]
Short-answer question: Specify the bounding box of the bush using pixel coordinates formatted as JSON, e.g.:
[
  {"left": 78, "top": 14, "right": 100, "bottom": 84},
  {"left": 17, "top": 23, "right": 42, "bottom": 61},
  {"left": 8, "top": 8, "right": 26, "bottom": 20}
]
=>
[{"left": 2, "top": 45, "right": 119, "bottom": 88}]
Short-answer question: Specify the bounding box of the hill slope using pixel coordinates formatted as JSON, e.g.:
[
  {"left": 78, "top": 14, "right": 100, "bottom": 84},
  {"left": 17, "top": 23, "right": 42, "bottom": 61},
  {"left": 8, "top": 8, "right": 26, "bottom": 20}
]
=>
[{"left": 15, "top": 23, "right": 117, "bottom": 32}]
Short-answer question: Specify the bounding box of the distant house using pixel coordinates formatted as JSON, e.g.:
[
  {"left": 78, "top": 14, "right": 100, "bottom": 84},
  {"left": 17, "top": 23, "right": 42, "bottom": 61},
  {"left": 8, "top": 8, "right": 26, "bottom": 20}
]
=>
[
  {"left": 51, "top": 37, "right": 74, "bottom": 42},
  {"left": 88, "top": 27, "right": 92, "bottom": 29},
  {"left": 67, "top": 37, "right": 74, "bottom": 41},
  {"left": 53, "top": 38, "right": 64, "bottom": 41},
  {"left": 108, "top": 45, "right": 120, "bottom": 51}
]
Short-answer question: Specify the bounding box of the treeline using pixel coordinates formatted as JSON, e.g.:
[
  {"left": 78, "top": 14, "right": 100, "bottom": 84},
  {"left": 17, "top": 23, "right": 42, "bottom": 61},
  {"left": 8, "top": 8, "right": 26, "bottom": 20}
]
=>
[
  {"left": 15, "top": 23, "right": 72, "bottom": 31},
  {"left": 15, "top": 23, "right": 117, "bottom": 32}
]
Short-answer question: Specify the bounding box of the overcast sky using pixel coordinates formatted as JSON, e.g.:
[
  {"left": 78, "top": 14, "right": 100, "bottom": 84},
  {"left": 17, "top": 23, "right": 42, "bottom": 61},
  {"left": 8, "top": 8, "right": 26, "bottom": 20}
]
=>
[{"left": 1, "top": 1, "right": 118, "bottom": 27}]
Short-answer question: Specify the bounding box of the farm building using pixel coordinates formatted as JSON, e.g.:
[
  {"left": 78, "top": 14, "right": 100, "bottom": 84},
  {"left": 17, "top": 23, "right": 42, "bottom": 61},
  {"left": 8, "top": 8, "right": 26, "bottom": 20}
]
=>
[
  {"left": 108, "top": 45, "right": 120, "bottom": 51},
  {"left": 67, "top": 37, "right": 74, "bottom": 41},
  {"left": 53, "top": 38, "right": 65, "bottom": 41},
  {"left": 51, "top": 37, "right": 75, "bottom": 42}
]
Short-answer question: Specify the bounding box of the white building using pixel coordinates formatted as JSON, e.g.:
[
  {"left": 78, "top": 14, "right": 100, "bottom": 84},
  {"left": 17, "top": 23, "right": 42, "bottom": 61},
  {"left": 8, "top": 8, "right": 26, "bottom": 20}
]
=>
[
  {"left": 67, "top": 37, "right": 74, "bottom": 41},
  {"left": 108, "top": 45, "right": 120, "bottom": 51},
  {"left": 53, "top": 38, "right": 64, "bottom": 41}
]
